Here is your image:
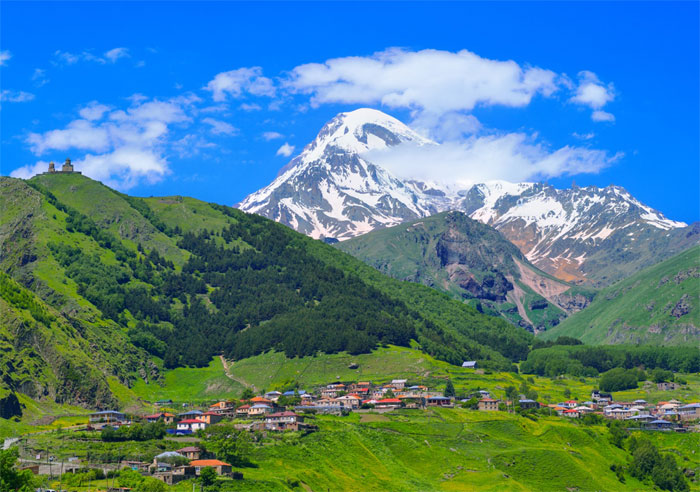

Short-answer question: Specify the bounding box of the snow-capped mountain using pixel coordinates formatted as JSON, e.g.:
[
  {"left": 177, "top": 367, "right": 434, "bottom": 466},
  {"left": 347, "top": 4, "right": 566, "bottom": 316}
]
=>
[
  {"left": 239, "top": 108, "right": 694, "bottom": 285},
  {"left": 239, "top": 108, "right": 446, "bottom": 240}
]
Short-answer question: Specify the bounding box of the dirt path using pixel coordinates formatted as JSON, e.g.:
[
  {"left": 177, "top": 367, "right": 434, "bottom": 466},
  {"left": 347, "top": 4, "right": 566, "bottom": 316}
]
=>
[{"left": 219, "top": 355, "right": 256, "bottom": 391}]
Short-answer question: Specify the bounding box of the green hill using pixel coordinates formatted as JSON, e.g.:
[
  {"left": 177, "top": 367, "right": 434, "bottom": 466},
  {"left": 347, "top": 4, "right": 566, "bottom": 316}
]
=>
[
  {"left": 0, "top": 174, "right": 532, "bottom": 412},
  {"left": 337, "top": 211, "right": 595, "bottom": 332},
  {"left": 540, "top": 245, "right": 700, "bottom": 344}
]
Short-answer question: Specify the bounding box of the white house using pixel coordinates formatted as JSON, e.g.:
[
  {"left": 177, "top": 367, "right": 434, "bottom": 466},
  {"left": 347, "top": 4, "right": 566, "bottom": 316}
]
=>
[{"left": 176, "top": 419, "right": 207, "bottom": 432}]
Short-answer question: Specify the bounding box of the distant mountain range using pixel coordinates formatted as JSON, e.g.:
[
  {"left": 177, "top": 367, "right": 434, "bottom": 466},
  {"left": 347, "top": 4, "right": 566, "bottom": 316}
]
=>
[
  {"left": 337, "top": 211, "right": 595, "bottom": 332},
  {"left": 239, "top": 108, "right": 698, "bottom": 286}
]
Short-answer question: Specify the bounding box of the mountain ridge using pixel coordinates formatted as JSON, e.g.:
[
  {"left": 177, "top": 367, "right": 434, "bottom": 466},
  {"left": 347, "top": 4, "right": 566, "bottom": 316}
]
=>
[
  {"left": 337, "top": 211, "right": 593, "bottom": 332},
  {"left": 238, "top": 108, "right": 696, "bottom": 286}
]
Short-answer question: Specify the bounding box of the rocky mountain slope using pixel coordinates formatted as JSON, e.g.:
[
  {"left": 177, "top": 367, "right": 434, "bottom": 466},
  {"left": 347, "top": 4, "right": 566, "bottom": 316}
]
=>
[
  {"left": 0, "top": 173, "right": 533, "bottom": 410},
  {"left": 338, "top": 211, "right": 594, "bottom": 332},
  {"left": 239, "top": 108, "right": 696, "bottom": 286},
  {"left": 540, "top": 245, "right": 700, "bottom": 345}
]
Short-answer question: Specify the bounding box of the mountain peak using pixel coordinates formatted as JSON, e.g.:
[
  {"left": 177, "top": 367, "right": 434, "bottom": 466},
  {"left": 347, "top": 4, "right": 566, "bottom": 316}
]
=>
[{"left": 301, "top": 108, "right": 432, "bottom": 163}]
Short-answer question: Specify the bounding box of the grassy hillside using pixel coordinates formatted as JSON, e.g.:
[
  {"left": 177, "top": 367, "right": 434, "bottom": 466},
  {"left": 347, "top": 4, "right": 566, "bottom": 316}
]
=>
[
  {"left": 0, "top": 174, "right": 532, "bottom": 415},
  {"left": 337, "top": 211, "right": 594, "bottom": 332},
  {"left": 541, "top": 246, "right": 700, "bottom": 345},
  {"left": 35, "top": 408, "right": 700, "bottom": 491}
]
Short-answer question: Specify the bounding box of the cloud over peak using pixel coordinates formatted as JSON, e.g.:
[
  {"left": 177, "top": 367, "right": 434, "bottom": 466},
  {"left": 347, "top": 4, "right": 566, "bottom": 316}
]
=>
[{"left": 285, "top": 48, "right": 559, "bottom": 115}]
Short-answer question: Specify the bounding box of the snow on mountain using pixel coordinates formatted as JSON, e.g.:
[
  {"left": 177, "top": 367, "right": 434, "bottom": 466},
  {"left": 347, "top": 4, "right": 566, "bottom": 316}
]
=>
[
  {"left": 238, "top": 108, "right": 440, "bottom": 240},
  {"left": 239, "top": 108, "right": 691, "bottom": 284}
]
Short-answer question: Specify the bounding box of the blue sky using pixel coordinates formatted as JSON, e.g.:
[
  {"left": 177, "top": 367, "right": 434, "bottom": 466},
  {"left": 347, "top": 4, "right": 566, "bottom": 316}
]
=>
[{"left": 1, "top": 1, "right": 698, "bottom": 223}]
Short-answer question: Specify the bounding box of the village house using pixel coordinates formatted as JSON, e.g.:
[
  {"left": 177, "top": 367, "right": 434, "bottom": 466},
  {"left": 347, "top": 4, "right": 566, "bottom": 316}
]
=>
[
  {"left": 177, "top": 446, "right": 202, "bottom": 460},
  {"left": 120, "top": 460, "right": 150, "bottom": 472},
  {"left": 176, "top": 419, "right": 207, "bottom": 433},
  {"left": 89, "top": 410, "right": 125, "bottom": 424},
  {"left": 145, "top": 412, "right": 175, "bottom": 424},
  {"left": 370, "top": 387, "right": 390, "bottom": 400},
  {"left": 200, "top": 411, "right": 223, "bottom": 425},
  {"left": 427, "top": 396, "right": 453, "bottom": 407},
  {"left": 179, "top": 409, "right": 204, "bottom": 419},
  {"left": 250, "top": 396, "right": 273, "bottom": 405},
  {"left": 335, "top": 394, "right": 361, "bottom": 409},
  {"left": 678, "top": 403, "right": 700, "bottom": 420},
  {"left": 375, "top": 398, "right": 403, "bottom": 409},
  {"left": 154, "top": 465, "right": 196, "bottom": 485},
  {"left": 300, "top": 393, "right": 316, "bottom": 406},
  {"left": 517, "top": 399, "right": 540, "bottom": 410},
  {"left": 390, "top": 379, "right": 408, "bottom": 390},
  {"left": 264, "top": 391, "right": 282, "bottom": 401},
  {"left": 321, "top": 384, "right": 345, "bottom": 399},
  {"left": 236, "top": 404, "right": 251, "bottom": 417},
  {"left": 591, "top": 390, "right": 613, "bottom": 404},
  {"left": 190, "top": 459, "right": 232, "bottom": 476},
  {"left": 399, "top": 395, "right": 425, "bottom": 409},
  {"left": 461, "top": 361, "right": 477, "bottom": 369},
  {"left": 477, "top": 398, "right": 500, "bottom": 411},
  {"left": 248, "top": 404, "right": 273, "bottom": 417},
  {"left": 563, "top": 408, "right": 580, "bottom": 418},
  {"left": 209, "top": 401, "right": 234, "bottom": 414},
  {"left": 657, "top": 381, "right": 679, "bottom": 391},
  {"left": 645, "top": 419, "right": 674, "bottom": 431},
  {"left": 264, "top": 411, "right": 303, "bottom": 431}
]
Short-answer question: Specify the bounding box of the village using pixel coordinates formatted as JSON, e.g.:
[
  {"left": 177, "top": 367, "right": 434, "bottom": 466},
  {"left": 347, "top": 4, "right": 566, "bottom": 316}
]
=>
[{"left": 29, "top": 376, "right": 690, "bottom": 488}]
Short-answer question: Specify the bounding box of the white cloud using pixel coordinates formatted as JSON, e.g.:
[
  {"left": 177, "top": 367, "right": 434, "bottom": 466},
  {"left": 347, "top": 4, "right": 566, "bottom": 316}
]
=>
[
  {"left": 570, "top": 71, "right": 615, "bottom": 122},
  {"left": 10, "top": 160, "right": 49, "bottom": 179},
  {"left": 263, "top": 131, "right": 284, "bottom": 141},
  {"left": 104, "top": 47, "right": 130, "bottom": 63},
  {"left": 276, "top": 142, "right": 295, "bottom": 157},
  {"left": 239, "top": 102, "right": 261, "bottom": 111},
  {"left": 79, "top": 101, "right": 111, "bottom": 121},
  {"left": 0, "top": 90, "right": 35, "bottom": 103},
  {"left": 285, "top": 48, "right": 559, "bottom": 115},
  {"left": 0, "top": 50, "right": 12, "bottom": 66},
  {"left": 53, "top": 47, "right": 131, "bottom": 66},
  {"left": 364, "top": 133, "right": 621, "bottom": 189},
  {"left": 205, "top": 67, "right": 275, "bottom": 101},
  {"left": 16, "top": 95, "right": 198, "bottom": 189},
  {"left": 572, "top": 132, "right": 595, "bottom": 140},
  {"left": 591, "top": 110, "right": 615, "bottom": 122},
  {"left": 32, "top": 68, "right": 49, "bottom": 87},
  {"left": 202, "top": 117, "right": 238, "bottom": 136}
]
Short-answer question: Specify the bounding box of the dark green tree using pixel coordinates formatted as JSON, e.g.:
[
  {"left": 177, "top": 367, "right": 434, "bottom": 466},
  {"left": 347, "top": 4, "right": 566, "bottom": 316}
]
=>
[{"left": 444, "top": 378, "right": 456, "bottom": 398}]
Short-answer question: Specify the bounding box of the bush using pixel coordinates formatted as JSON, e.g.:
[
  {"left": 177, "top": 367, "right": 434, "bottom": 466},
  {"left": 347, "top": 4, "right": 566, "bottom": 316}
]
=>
[{"left": 599, "top": 368, "right": 642, "bottom": 392}]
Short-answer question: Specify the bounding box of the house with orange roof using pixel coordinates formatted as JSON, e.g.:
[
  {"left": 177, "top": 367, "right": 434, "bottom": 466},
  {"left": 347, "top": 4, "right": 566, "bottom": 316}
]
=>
[
  {"left": 190, "top": 459, "right": 232, "bottom": 476},
  {"left": 477, "top": 398, "right": 500, "bottom": 411}
]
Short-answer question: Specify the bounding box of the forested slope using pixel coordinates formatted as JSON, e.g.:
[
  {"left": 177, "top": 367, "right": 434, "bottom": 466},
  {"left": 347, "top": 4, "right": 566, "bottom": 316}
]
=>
[{"left": 0, "top": 174, "right": 532, "bottom": 408}]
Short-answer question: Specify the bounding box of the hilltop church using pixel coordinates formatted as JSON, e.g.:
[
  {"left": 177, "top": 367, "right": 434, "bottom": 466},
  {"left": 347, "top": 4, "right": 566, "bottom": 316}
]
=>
[{"left": 45, "top": 158, "right": 81, "bottom": 174}]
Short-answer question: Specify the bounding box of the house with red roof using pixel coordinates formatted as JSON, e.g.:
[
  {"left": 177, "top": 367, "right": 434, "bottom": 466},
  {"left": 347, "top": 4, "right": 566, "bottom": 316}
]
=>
[
  {"left": 236, "top": 404, "right": 251, "bottom": 417},
  {"left": 375, "top": 398, "right": 403, "bottom": 409},
  {"left": 190, "top": 459, "right": 232, "bottom": 476},
  {"left": 176, "top": 419, "right": 207, "bottom": 433}
]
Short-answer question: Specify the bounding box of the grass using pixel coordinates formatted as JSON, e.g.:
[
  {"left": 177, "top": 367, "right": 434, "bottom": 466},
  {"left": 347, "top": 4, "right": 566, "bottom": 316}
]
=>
[
  {"left": 542, "top": 245, "right": 700, "bottom": 345},
  {"left": 127, "top": 346, "right": 700, "bottom": 407},
  {"left": 130, "top": 357, "right": 245, "bottom": 404},
  {"left": 39, "top": 407, "right": 699, "bottom": 491}
]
